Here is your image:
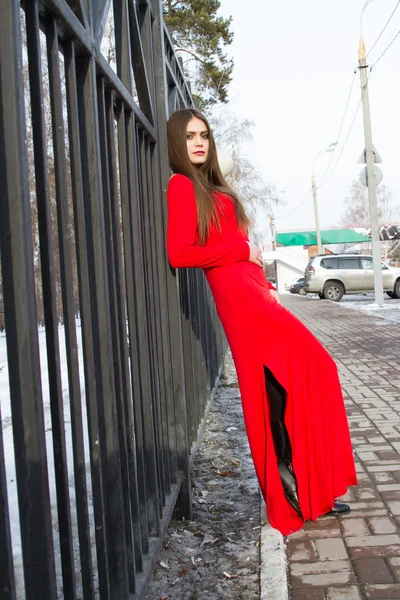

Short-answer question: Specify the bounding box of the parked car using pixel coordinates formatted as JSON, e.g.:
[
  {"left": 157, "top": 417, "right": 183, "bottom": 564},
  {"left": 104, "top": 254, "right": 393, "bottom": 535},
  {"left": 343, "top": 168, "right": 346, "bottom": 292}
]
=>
[
  {"left": 303, "top": 254, "right": 400, "bottom": 301},
  {"left": 289, "top": 277, "right": 307, "bottom": 295}
]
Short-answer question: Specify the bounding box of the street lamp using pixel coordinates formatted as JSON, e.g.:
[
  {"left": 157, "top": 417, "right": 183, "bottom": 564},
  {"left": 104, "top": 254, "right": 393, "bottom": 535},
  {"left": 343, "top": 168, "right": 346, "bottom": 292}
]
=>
[
  {"left": 311, "top": 143, "right": 337, "bottom": 255},
  {"left": 359, "top": 0, "right": 384, "bottom": 304},
  {"left": 360, "top": 0, "right": 378, "bottom": 37}
]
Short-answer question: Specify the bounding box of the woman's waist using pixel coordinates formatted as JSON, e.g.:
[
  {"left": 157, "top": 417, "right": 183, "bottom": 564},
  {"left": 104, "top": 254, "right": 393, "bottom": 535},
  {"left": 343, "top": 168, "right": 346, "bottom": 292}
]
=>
[{"left": 205, "top": 261, "right": 267, "bottom": 286}]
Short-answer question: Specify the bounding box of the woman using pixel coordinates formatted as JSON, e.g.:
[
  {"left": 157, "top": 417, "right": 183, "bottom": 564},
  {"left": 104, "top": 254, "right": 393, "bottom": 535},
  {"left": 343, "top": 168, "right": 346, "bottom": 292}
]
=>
[{"left": 166, "top": 108, "right": 357, "bottom": 536}]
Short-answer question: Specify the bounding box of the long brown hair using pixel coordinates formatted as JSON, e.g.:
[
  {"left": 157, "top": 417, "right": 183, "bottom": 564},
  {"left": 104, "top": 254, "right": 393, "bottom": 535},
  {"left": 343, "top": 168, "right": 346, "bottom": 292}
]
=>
[{"left": 167, "top": 108, "right": 251, "bottom": 245}]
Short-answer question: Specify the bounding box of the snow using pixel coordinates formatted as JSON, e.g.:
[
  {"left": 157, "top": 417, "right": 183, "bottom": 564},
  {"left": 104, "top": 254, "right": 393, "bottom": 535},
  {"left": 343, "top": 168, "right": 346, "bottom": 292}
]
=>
[
  {"left": 0, "top": 321, "right": 99, "bottom": 599},
  {"left": 337, "top": 295, "right": 400, "bottom": 324}
]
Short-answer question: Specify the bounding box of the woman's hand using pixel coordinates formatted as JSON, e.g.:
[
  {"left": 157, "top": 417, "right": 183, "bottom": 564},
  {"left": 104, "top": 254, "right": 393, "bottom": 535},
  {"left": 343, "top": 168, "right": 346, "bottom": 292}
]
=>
[
  {"left": 247, "top": 242, "right": 263, "bottom": 267},
  {"left": 269, "top": 290, "right": 281, "bottom": 304}
]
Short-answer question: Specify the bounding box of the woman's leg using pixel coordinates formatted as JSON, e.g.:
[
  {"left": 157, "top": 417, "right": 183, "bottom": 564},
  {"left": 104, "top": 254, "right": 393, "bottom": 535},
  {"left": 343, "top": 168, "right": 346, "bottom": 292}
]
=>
[
  {"left": 264, "top": 366, "right": 302, "bottom": 517},
  {"left": 264, "top": 365, "right": 350, "bottom": 518}
]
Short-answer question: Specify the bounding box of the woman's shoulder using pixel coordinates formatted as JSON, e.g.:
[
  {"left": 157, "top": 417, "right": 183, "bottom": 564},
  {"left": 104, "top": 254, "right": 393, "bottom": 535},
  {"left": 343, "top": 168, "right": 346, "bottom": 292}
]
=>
[
  {"left": 167, "top": 174, "right": 196, "bottom": 202},
  {"left": 167, "top": 174, "right": 197, "bottom": 213},
  {"left": 168, "top": 173, "right": 194, "bottom": 190}
]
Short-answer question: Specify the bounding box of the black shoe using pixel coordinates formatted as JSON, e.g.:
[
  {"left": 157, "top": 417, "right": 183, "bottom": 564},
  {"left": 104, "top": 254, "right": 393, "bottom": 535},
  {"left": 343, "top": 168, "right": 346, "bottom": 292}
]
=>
[
  {"left": 325, "top": 501, "right": 351, "bottom": 516},
  {"left": 277, "top": 459, "right": 303, "bottom": 518}
]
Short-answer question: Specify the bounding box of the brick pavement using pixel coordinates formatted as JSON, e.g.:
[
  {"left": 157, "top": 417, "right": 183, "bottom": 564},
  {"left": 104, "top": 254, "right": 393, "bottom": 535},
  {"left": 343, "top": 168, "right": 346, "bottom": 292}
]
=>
[{"left": 282, "top": 295, "right": 400, "bottom": 600}]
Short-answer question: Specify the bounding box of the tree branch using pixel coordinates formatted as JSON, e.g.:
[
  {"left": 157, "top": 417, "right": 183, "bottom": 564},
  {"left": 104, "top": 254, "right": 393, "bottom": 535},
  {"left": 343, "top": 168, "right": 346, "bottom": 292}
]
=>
[{"left": 175, "top": 47, "right": 208, "bottom": 65}]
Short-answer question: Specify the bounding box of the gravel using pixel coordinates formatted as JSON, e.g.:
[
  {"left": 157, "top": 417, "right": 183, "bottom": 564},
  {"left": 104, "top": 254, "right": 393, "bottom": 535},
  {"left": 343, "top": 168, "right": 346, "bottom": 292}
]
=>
[{"left": 144, "top": 353, "right": 262, "bottom": 600}]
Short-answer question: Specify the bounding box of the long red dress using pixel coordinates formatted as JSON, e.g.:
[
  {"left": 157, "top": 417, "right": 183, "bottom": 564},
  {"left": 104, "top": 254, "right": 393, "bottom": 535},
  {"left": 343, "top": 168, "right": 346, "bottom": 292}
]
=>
[{"left": 167, "top": 174, "right": 357, "bottom": 536}]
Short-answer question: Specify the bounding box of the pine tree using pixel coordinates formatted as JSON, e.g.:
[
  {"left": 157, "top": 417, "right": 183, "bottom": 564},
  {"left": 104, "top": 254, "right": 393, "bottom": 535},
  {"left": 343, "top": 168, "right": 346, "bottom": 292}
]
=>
[{"left": 163, "top": 0, "right": 234, "bottom": 109}]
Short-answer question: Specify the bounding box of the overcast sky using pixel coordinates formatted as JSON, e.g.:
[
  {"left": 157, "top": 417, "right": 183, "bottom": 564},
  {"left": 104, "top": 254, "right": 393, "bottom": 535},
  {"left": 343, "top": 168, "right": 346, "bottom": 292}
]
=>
[{"left": 217, "top": 0, "right": 400, "bottom": 235}]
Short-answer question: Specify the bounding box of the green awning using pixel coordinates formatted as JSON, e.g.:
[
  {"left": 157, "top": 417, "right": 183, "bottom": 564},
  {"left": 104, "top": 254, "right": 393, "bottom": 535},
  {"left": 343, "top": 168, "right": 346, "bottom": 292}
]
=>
[{"left": 276, "top": 229, "right": 371, "bottom": 247}]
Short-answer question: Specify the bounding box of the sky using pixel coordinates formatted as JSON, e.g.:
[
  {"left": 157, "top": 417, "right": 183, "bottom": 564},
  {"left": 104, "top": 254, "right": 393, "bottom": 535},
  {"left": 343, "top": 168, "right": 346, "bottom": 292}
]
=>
[{"left": 216, "top": 0, "right": 400, "bottom": 236}]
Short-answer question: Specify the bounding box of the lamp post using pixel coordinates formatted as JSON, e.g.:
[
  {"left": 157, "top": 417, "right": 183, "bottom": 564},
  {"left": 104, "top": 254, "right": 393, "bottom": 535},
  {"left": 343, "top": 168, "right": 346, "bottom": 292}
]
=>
[
  {"left": 269, "top": 215, "right": 276, "bottom": 251},
  {"left": 311, "top": 143, "right": 337, "bottom": 255},
  {"left": 359, "top": 0, "right": 384, "bottom": 304}
]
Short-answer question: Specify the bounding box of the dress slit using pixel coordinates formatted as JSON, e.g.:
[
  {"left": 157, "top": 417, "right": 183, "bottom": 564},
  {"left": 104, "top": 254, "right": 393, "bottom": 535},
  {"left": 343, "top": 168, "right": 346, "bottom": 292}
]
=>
[
  {"left": 263, "top": 365, "right": 303, "bottom": 518},
  {"left": 263, "top": 364, "right": 286, "bottom": 423}
]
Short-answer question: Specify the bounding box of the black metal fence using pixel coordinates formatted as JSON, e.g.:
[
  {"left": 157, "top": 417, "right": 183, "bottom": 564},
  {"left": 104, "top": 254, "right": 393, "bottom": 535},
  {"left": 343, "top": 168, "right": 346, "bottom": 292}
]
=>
[{"left": 0, "top": 1, "right": 227, "bottom": 599}]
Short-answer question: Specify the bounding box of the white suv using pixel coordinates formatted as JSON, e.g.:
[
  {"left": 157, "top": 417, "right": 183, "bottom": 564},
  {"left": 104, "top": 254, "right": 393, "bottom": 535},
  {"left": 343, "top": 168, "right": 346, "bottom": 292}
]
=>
[{"left": 303, "top": 254, "right": 400, "bottom": 301}]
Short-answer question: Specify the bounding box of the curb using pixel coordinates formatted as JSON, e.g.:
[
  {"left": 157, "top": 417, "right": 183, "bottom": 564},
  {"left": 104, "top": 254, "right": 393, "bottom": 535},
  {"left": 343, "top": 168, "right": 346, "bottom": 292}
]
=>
[{"left": 260, "top": 503, "right": 289, "bottom": 600}]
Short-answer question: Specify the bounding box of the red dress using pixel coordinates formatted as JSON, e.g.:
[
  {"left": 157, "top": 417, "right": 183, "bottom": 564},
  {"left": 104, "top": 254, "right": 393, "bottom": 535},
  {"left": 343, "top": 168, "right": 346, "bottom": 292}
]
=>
[{"left": 167, "top": 174, "right": 357, "bottom": 535}]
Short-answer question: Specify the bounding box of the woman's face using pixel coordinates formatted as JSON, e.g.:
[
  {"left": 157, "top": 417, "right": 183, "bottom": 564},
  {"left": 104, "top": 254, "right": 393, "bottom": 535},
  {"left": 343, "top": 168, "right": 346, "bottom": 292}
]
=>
[{"left": 186, "top": 117, "right": 209, "bottom": 165}]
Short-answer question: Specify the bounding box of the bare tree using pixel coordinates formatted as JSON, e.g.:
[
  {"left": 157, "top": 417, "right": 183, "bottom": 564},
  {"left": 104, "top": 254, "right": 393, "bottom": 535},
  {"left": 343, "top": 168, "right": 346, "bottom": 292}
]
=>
[
  {"left": 340, "top": 180, "right": 400, "bottom": 262},
  {"left": 210, "top": 111, "right": 284, "bottom": 244}
]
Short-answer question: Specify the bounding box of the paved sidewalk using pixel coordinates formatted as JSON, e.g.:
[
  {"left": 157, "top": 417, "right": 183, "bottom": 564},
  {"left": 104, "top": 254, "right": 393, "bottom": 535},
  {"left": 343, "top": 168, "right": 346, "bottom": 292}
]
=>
[{"left": 282, "top": 295, "right": 400, "bottom": 600}]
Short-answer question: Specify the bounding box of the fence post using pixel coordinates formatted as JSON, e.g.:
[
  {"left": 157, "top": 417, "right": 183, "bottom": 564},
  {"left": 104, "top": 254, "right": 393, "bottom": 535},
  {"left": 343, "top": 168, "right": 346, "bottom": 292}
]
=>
[
  {"left": 151, "top": 0, "right": 192, "bottom": 520},
  {"left": 75, "top": 55, "right": 129, "bottom": 599},
  {"left": 0, "top": 2, "right": 57, "bottom": 596}
]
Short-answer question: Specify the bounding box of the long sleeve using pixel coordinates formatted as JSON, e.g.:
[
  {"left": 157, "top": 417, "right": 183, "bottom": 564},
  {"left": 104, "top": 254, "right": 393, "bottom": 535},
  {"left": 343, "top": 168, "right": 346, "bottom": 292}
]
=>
[
  {"left": 166, "top": 174, "right": 250, "bottom": 269},
  {"left": 266, "top": 280, "right": 276, "bottom": 291}
]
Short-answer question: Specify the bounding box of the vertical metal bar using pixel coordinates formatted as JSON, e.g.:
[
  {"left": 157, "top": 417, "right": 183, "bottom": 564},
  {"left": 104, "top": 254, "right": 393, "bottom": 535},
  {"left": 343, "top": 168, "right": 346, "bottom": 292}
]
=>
[
  {"left": 25, "top": 5, "right": 77, "bottom": 598},
  {"left": 0, "top": 1, "right": 57, "bottom": 597},
  {"left": 125, "top": 116, "right": 161, "bottom": 538},
  {"left": 63, "top": 39, "right": 109, "bottom": 599},
  {"left": 202, "top": 283, "right": 212, "bottom": 389},
  {"left": 127, "top": 0, "right": 154, "bottom": 123},
  {"left": 204, "top": 280, "right": 215, "bottom": 390},
  {"left": 137, "top": 128, "right": 166, "bottom": 513},
  {"left": 192, "top": 272, "right": 203, "bottom": 428},
  {"left": 198, "top": 276, "right": 206, "bottom": 383},
  {"left": 98, "top": 81, "right": 137, "bottom": 593},
  {"left": 46, "top": 18, "right": 95, "bottom": 600},
  {"left": 193, "top": 273, "right": 203, "bottom": 426},
  {"left": 113, "top": 0, "right": 132, "bottom": 93},
  {"left": 179, "top": 271, "right": 196, "bottom": 450},
  {"left": 0, "top": 404, "right": 17, "bottom": 600},
  {"left": 137, "top": 1, "right": 156, "bottom": 101},
  {"left": 85, "top": 0, "right": 94, "bottom": 31},
  {"left": 198, "top": 274, "right": 209, "bottom": 411},
  {"left": 197, "top": 273, "right": 209, "bottom": 405},
  {"left": 204, "top": 280, "right": 212, "bottom": 389},
  {"left": 137, "top": 3, "right": 184, "bottom": 502},
  {"left": 218, "top": 303, "right": 228, "bottom": 370},
  {"left": 168, "top": 85, "right": 178, "bottom": 115},
  {"left": 212, "top": 293, "right": 222, "bottom": 383},
  {"left": 147, "top": 141, "right": 178, "bottom": 485},
  {"left": 144, "top": 138, "right": 171, "bottom": 496},
  {"left": 116, "top": 103, "right": 148, "bottom": 564},
  {"left": 186, "top": 272, "right": 198, "bottom": 442},
  {"left": 151, "top": 0, "right": 192, "bottom": 518},
  {"left": 75, "top": 56, "right": 128, "bottom": 599}
]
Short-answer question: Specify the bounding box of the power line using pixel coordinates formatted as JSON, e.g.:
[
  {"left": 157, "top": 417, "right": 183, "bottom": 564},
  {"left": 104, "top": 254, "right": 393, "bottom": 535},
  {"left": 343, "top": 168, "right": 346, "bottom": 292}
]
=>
[
  {"left": 318, "top": 97, "right": 362, "bottom": 189},
  {"left": 371, "top": 28, "right": 400, "bottom": 69},
  {"left": 277, "top": 70, "right": 359, "bottom": 222},
  {"left": 318, "top": 21, "right": 399, "bottom": 193},
  {"left": 274, "top": 190, "right": 312, "bottom": 220},
  {"left": 367, "top": 0, "right": 400, "bottom": 58},
  {"left": 275, "top": 6, "right": 400, "bottom": 225},
  {"left": 385, "top": 13, "right": 400, "bottom": 44},
  {"left": 319, "top": 71, "right": 357, "bottom": 183},
  {"left": 211, "top": 81, "right": 253, "bottom": 110},
  {"left": 275, "top": 71, "right": 360, "bottom": 222},
  {"left": 318, "top": 2, "right": 400, "bottom": 190}
]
